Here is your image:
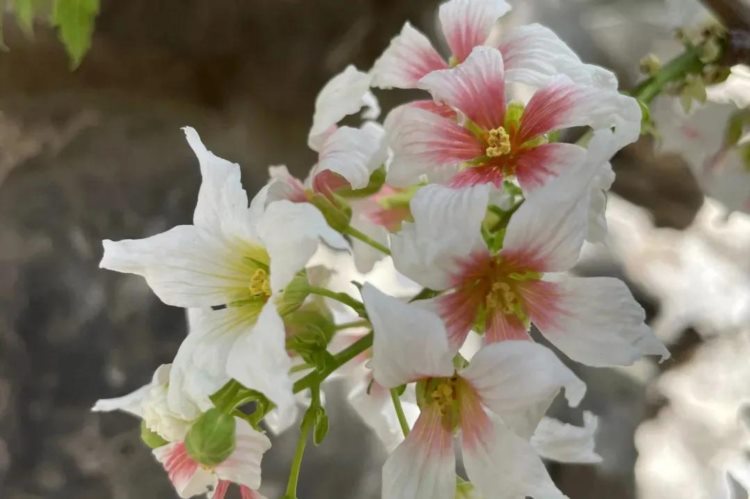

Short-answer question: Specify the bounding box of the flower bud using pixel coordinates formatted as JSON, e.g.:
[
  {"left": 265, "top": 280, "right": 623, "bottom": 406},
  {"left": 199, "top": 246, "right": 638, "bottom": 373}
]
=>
[
  {"left": 309, "top": 192, "right": 352, "bottom": 232},
  {"left": 276, "top": 272, "right": 310, "bottom": 317},
  {"left": 184, "top": 409, "right": 236, "bottom": 467}
]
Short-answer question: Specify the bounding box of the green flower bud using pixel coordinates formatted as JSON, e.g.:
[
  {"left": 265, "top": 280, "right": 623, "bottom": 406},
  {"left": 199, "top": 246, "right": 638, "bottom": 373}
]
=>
[
  {"left": 276, "top": 272, "right": 310, "bottom": 317},
  {"left": 140, "top": 421, "right": 169, "bottom": 449},
  {"left": 310, "top": 192, "right": 352, "bottom": 232},
  {"left": 185, "top": 409, "right": 236, "bottom": 467}
]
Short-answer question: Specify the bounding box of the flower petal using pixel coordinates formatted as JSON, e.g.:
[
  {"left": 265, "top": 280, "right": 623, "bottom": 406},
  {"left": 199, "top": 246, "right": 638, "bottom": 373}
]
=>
[
  {"left": 460, "top": 341, "right": 585, "bottom": 437},
  {"left": 499, "top": 23, "right": 617, "bottom": 89},
  {"left": 153, "top": 442, "right": 217, "bottom": 498},
  {"left": 226, "top": 302, "right": 297, "bottom": 433},
  {"left": 385, "top": 104, "right": 482, "bottom": 188},
  {"left": 531, "top": 411, "right": 602, "bottom": 464},
  {"left": 362, "top": 283, "right": 455, "bottom": 388},
  {"left": 419, "top": 45, "right": 506, "bottom": 130},
  {"left": 530, "top": 276, "right": 670, "bottom": 367},
  {"left": 92, "top": 364, "right": 171, "bottom": 417},
  {"left": 462, "top": 419, "right": 566, "bottom": 499},
  {"left": 438, "top": 0, "right": 511, "bottom": 62},
  {"left": 214, "top": 418, "right": 272, "bottom": 490},
  {"left": 391, "top": 184, "right": 489, "bottom": 290},
  {"left": 514, "top": 142, "right": 587, "bottom": 192},
  {"left": 308, "top": 65, "right": 374, "bottom": 151},
  {"left": 100, "top": 225, "right": 255, "bottom": 308},
  {"left": 371, "top": 21, "right": 448, "bottom": 89},
  {"left": 183, "top": 127, "right": 256, "bottom": 242},
  {"left": 312, "top": 122, "right": 386, "bottom": 190},
  {"left": 517, "top": 76, "right": 641, "bottom": 148},
  {"left": 258, "top": 200, "right": 348, "bottom": 294},
  {"left": 382, "top": 407, "right": 456, "bottom": 499},
  {"left": 347, "top": 376, "right": 420, "bottom": 452}
]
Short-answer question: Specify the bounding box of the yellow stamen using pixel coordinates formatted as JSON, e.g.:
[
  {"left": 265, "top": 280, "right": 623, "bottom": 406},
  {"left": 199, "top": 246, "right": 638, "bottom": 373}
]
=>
[
  {"left": 249, "top": 268, "right": 271, "bottom": 298},
  {"left": 485, "top": 127, "right": 511, "bottom": 158}
]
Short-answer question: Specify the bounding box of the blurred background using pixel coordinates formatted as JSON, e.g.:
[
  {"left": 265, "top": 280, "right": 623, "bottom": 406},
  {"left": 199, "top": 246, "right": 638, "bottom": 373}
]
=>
[{"left": 1, "top": 0, "right": 749, "bottom": 497}]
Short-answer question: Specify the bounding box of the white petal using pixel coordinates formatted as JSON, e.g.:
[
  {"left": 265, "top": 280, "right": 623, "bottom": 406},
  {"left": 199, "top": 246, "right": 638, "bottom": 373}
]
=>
[
  {"left": 347, "top": 376, "right": 419, "bottom": 453},
  {"left": 92, "top": 364, "right": 171, "bottom": 416},
  {"left": 312, "top": 122, "right": 386, "bottom": 189},
  {"left": 308, "top": 65, "right": 372, "bottom": 151},
  {"left": 371, "top": 21, "right": 448, "bottom": 89},
  {"left": 390, "top": 184, "right": 489, "bottom": 290},
  {"left": 349, "top": 210, "right": 389, "bottom": 273},
  {"left": 258, "top": 200, "right": 348, "bottom": 294},
  {"left": 100, "top": 225, "right": 252, "bottom": 308},
  {"left": 226, "top": 302, "right": 297, "bottom": 433},
  {"left": 153, "top": 442, "right": 217, "bottom": 498},
  {"left": 438, "top": 0, "right": 511, "bottom": 62},
  {"left": 534, "top": 276, "right": 670, "bottom": 367},
  {"left": 362, "top": 283, "right": 455, "bottom": 388},
  {"left": 462, "top": 419, "right": 566, "bottom": 499},
  {"left": 460, "top": 341, "right": 585, "bottom": 437},
  {"left": 499, "top": 24, "right": 617, "bottom": 89},
  {"left": 215, "top": 418, "right": 272, "bottom": 489},
  {"left": 382, "top": 409, "right": 456, "bottom": 499},
  {"left": 183, "top": 127, "right": 257, "bottom": 242},
  {"left": 531, "top": 411, "right": 602, "bottom": 464}
]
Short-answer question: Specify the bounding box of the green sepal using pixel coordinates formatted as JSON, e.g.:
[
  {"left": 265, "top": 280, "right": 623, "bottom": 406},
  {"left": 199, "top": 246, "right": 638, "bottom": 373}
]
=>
[
  {"left": 335, "top": 166, "right": 386, "bottom": 198},
  {"left": 310, "top": 192, "right": 352, "bottom": 232},
  {"left": 312, "top": 405, "right": 329, "bottom": 445},
  {"left": 140, "top": 421, "right": 169, "bottom": 449},
  {"left": 185, "top": 409, "right": 236, "bottom": 467},
  {"left": 277, "top": 271, "right": 310, "bottom": 317},
  {"left": 409, "top": 287, "right": 442, "bottom": 302}
]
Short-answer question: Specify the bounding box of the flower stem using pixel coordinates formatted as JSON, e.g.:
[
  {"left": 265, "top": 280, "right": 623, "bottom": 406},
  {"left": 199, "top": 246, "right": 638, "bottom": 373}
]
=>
[
  {"left": 631, "top": 46, "right": 705, "bottom": 104},
  {"left": 334, "top": 319, "right": 370, "bottom": 331},
  {"left": 284, "top": 407, "right": 314, "bottom": 499},
  {"left": 390, "top": 388, "right": 411, "bottom": 437},
  {"left": 344, "top": 225, "right": 391, "bottom": 255},
  {"left": 307, "top": 286, "right": 366, "bottom": 315},
  {"left": 293, "top": 332, "right": 373, "bottom": 393}
]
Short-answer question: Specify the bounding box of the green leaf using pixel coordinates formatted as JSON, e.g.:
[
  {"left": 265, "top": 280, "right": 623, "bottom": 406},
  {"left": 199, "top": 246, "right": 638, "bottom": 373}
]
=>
[
  {"left": 13, "top": 0, "right": 35, "bottom": 37},
  {"left": 52, "top": 0, "right": 99, "bottom": 69}
]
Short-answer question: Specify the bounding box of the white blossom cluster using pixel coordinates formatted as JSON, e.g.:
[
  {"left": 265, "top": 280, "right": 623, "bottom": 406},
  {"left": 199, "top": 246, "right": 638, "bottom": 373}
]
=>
[{"left": 92, "top": 1, "right": 672, "bottom": 498}]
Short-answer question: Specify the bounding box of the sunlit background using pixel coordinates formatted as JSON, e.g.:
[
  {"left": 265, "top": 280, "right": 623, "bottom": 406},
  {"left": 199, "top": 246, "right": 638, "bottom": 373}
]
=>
[{"left": 1, "top": 0, "right": 749, "bottom": 497}]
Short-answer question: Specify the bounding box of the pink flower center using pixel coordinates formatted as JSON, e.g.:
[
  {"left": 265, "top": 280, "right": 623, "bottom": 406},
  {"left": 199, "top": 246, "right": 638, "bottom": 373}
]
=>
[{"left": 418, "top": 375, "right": 483, "bottom": 433}]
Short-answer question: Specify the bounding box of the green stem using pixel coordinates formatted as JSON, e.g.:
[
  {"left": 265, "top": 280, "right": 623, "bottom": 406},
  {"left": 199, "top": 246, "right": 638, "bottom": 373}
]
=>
[
  {"left": 334, "top": 319, "right": 370, "bottom": 331},
  {"left": 293, "top": 332, "right": 373, "bottom": 393},
  {"left": 308, "top": 286, "right": 366, "bottom": 315},
  {"left": 632, "top": 46, "right": 705, "bottom": 104},
  {"left": 284, "top": 408, "right": 314, "bottom": 499},
  {"left": 344, "top": 225, "right": 391, "bottom": 255},
  {"left": 390, "top": 388, "right": 411, "bottom": 437}
]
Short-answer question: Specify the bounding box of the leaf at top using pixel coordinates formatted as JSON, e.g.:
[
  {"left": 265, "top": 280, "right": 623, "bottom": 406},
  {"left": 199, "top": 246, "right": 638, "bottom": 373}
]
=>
[{"left": 52, "top": 0, "right": 99, "bottom": 69}]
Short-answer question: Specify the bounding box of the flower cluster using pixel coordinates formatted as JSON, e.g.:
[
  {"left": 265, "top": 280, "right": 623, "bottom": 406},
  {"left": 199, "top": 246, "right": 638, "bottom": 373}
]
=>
[{"left": 93, "top": 1, "right": 670, "bottom": 498}]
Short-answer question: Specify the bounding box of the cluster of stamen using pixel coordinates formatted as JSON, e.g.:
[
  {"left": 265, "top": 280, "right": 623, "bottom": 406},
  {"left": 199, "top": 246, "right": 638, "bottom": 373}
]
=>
[
  {"left": 485, "top": 127, "right": 511, "bottom": 158},
  {"left": 248, "top": 268, "right": 271, "bottom": 298},
  {"left": 485, "top": 280, "right": 519, "bottom": 316},
  {"left": 430, "top": 377, "right": 458, "bottom": 416}
]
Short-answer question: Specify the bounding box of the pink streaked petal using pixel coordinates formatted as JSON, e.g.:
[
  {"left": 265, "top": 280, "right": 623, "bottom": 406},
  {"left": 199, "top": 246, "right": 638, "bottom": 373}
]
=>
[
  {"left": 410, "top": 99, "right": 459, "bottom": 120},
  {"left": 372, "top": 22, "right": 448, "bottom": 89},
  {"left": 438, "top": 289, "right": 482, "bottom": 349},
  {"left": 532, "top": 276, "right": 669, "bottom": 367},
  {"left": 519, "top": 280, "right": 564, "bottom": 331},
  {"left": 457, "top": 378, "right": 493, "bottom": 451},
  {"left": 449, "top": 165, "right": 505, "bottom": 188},
  {"left": 312, "top": 169, "right": 351, "bottom": 195},
  {"left": 386, "top": 105, "right": 483, "bottom": 187},
  {"left": 419, "top": 46, "right": 506, "bottom": 130},
  {"left": 485, "top": 310, "right": 530, "bottom": 343},
  {"left": 515, "top": 143, "right": 587, "bottom": 192},
  {"left": 462, "top": 419, "right": 566, "bottom": 499},
  {"left": 212, "top": 480, "right": 231, "bottom": 499},
  {"left": 382, "top": 407, "right": 457, "bottom": 499},
  {"left": 518, "top": 77, "right": 641, "bottom": 147},
  {"left": 153, "top": 442, "right": 216, "bottom": 498},
  {"left": 438, "top": 0, "right": 512, "bottom": 62}
]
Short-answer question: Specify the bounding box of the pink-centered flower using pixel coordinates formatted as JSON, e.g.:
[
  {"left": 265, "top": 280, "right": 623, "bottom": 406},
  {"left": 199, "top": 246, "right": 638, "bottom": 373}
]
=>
[
  {"left": 385, "top": 46, "right": 640, "bottom": 191},
  {"left": 371, "top": 0, "right": 617, "bottom": 91},
  {"left": 361, "top": 283, "right": 586, "bottom": 499},
  {"left": 153, "top": 418, "right": 270, "bottom": 499},
  {"left": 390, "top": 134, "right": 669, "bottom": 367}
]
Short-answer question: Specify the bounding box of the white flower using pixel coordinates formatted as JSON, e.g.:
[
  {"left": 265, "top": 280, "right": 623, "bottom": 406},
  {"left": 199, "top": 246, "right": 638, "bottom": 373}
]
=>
[
  {"left": 361, "top": 283, "right": 586, "bottom": 499},
  {"left": 389, "top": 133, "right": 669, "bottom": 367},
  {"left": 100, "top": 127, "right": 347, "bottom": 431}
]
